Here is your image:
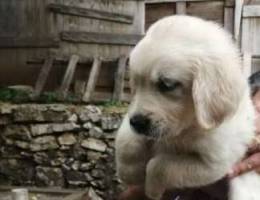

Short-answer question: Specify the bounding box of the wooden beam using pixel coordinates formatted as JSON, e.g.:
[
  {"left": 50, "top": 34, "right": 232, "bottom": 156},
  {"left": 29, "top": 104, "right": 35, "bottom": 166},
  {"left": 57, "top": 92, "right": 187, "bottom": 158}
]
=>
[
  {"left": 33, "top": 57, "right": 54, "bottom": 98},
  {"left": 48, "top": 3, "right": 134, "bottom": 24},
  {"left": 234, "top": 0, "right": 244, "bottom": 41},
  {"left": 82, "top": 58, "right": 102, "bottom": 102},
  {"left": 113, "top": 56, "right": 128, "bottom": 101},
  {"left": 0, "top": 37, "right": 59, "bottom": 48},
  {"left": 243, "top": 5, "right": 260, "bottom": 17},
  {"left": 58, "top": 55, "right": 79, "bottom": 99},
  {"left": 176, "top": 2, "right": 186, "bottom": 15},
  {"left": 61, "top": 31, "right": 143, "bottom": 46},
  {"left": 224, "top": 7, "right": 234, "bottom": 34}
]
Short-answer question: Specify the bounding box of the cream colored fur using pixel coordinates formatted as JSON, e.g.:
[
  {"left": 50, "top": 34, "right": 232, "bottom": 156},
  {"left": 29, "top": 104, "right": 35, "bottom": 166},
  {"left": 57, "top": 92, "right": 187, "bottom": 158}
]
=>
[{"left": 115, "top": 16, "right": 260, "bottom": 200}]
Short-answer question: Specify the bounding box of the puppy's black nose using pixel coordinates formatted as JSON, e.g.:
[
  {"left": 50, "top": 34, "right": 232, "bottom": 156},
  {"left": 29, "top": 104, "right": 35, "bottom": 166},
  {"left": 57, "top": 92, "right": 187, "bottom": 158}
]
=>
[{"left": 130, "top": 114, "right": 150, "bottom": 135}]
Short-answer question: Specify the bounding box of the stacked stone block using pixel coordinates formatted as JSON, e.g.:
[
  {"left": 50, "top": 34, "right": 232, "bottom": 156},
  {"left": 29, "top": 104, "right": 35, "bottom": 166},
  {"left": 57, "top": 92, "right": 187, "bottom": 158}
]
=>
[{"left": 0, "top": 103, "right": 123, "bottom": 200}]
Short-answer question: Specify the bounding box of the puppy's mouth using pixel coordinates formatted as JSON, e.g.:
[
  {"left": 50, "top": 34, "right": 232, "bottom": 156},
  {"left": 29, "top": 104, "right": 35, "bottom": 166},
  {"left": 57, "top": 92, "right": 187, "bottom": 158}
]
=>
[{"left": 149, "top": 122, "right": 169, "bottom": 139}]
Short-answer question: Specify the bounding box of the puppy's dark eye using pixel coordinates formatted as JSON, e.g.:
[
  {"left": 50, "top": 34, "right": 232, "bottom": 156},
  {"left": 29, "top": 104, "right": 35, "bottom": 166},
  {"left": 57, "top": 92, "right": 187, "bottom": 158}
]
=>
[{"left": 157, "top": 77, "right": 182, "bottom": 92}]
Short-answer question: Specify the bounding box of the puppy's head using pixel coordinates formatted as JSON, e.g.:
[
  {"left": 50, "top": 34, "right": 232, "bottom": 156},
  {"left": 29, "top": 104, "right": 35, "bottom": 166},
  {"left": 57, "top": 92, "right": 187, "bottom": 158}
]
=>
[{"left": 128, "top": 16, "right": 247, "bottom": 139}]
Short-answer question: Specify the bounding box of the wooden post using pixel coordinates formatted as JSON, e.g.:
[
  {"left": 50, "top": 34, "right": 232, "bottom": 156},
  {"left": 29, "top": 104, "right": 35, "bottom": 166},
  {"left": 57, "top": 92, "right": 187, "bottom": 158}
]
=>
[
  {"left": 241, "top": 17, "right": 251, "bottom": 53},
  {"left": 113, "top": 56, "right": 128, "bottom": 101},
  {"left": 12, "top": 188, "right": 29, "bottom": 200},
  {"left": 224, "top": 7, "right": 234, "bottom": 34},
  {"left": 234, "top": 0, "right": 244, "bottom": 42},
  {"left": 33, "top": 56, "right": 54, "bottom": 98},
  {"left": 58, "top": 54, "right": 79, "bottom": 99},
  {"left": 176, "top": 2, "right": 186, "bottom": 15},
  {"left": 243, "top": 52, "right": 252, "bottom": 78},
  {"left": 82, "top": 58, "right": 102, "bottom": 102}
]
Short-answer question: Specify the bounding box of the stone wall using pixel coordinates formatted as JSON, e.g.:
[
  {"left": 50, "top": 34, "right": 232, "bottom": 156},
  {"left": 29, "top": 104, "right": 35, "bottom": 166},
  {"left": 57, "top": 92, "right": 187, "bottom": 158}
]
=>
[{"left": 0, "top": 103, "right": 124, "bottom": 200}]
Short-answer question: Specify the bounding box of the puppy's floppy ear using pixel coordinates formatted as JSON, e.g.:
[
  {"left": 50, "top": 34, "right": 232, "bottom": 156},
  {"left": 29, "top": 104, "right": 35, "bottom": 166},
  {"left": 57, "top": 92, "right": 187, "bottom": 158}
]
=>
[{"left": 192, "top": 61, "right": 246, "bottom": 130}]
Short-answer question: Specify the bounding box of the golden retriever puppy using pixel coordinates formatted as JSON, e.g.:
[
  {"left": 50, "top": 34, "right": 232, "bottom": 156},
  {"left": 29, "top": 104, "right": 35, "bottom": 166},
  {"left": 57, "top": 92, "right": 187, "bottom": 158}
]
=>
[{"left": 115, "top": 16, "right": 260, "bottom": 200}]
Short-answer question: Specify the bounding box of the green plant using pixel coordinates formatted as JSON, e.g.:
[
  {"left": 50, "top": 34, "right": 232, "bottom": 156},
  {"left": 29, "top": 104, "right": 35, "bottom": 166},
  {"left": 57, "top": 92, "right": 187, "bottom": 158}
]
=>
[
  {"left": 0, "top": 87, "right": 30, "bottom": 102},
  {"left": 38, "top": 92, "right": 60, "bottom": 103},
  {"left": 101, "top": 100, "right": 127, "bottom": 107},
  {"left": 99, "top": 100, "right": 129, "bottom": 114}
]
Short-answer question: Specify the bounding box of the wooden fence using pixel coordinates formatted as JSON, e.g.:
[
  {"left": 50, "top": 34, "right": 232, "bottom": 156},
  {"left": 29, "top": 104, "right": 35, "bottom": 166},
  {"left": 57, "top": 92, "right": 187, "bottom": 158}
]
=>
[{"left": 0, "top": 0, "right": 259, "bottom": 102}]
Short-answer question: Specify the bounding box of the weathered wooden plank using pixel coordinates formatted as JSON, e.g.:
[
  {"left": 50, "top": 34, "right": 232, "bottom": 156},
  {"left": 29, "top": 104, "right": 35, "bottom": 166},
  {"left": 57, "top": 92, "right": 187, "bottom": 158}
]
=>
[
  {"left": 54, "top": 0, "right": 144, "bottom": 59},
  {"left": 82, "top": 58, "right": 102, "bottom": 102},
  {"left": 146, "top": 0, "right": 221, "bottom": 2},
  {"left": 0, "top": 0, "right": 17, "bottom": 37},
  {"left": 74, "top": 80, "right": 86, "bottom": 99},
  {"left": 27, "top": 56, "right": 117, "bottom": 65},
  {"left": 61, "top": 31, "right": 143, "bottom": 46},
  {"left": 241, "top": 18, "right": 252, "bottom": 52},
  {"left": 225, "top": 0, "right": 235, "bottom": 7},
  {"left": 48, "top": 3, "right": 134, "bottom": 24},
  {"left": 134, "top": 1, "right": 145, "bottom": 34},
  {"left": 145, "top": 2, "right": 175, "bottom": 30},
  {"left": 234, "top": 0, "right": 244, "bottom": 41},
  {"left": 176, "top": 2, "right": 186, "bottom": 14},
  {"left": 113, "top": 56, "right": 128, "bottom": 101},
  {"left": 0, "top": 37, "right": 59, "bottom": 48},
  {"left": 224, "top": 7, "right": 234, "bottom": 34},
  {"left": 58, "top": 55, "right": 79, "bottom": 99},
  {"left": 33, "top": 57, "right": 54, "bottom": 97},
  {"left": 243, "top": 5, "right": 260, "bottom": 17},
  {"left": 241, "top": 17, "right": 260, "bottom": 55},
  {"left": 186, "top": 1, "right": 224, "bottom": 24},
  {"left": 243, "top": 52, "right": 252, "bottom": 78}
]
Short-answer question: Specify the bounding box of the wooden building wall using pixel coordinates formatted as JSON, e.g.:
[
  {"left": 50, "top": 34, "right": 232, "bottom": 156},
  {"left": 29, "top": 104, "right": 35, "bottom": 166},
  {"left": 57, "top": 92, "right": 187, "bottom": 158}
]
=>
[
  {"left": 0, "top": 0, "right": 144, "bottom": 101},
  {"left": 145, "top": 0, "right": 234, "bottom": 33}
]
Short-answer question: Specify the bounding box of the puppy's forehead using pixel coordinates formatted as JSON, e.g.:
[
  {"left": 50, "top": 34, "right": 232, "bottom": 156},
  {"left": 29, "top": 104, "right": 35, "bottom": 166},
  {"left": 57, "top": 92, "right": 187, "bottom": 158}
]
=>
[
  {"left": 129, "top": 39, "right": 175, "bottom": 78},
  {"left": 129, "top": 41, "right": 194, "bottom": 82},
  {"left": 129, "top": 15, "right": 237, "bottom": 79}
]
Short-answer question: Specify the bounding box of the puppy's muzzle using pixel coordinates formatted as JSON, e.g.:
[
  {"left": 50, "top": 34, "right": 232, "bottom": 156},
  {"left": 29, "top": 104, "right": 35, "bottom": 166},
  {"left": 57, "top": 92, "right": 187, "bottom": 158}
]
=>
[{"left": 130, "top": 114, "right": 151, "bottom": 135}]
